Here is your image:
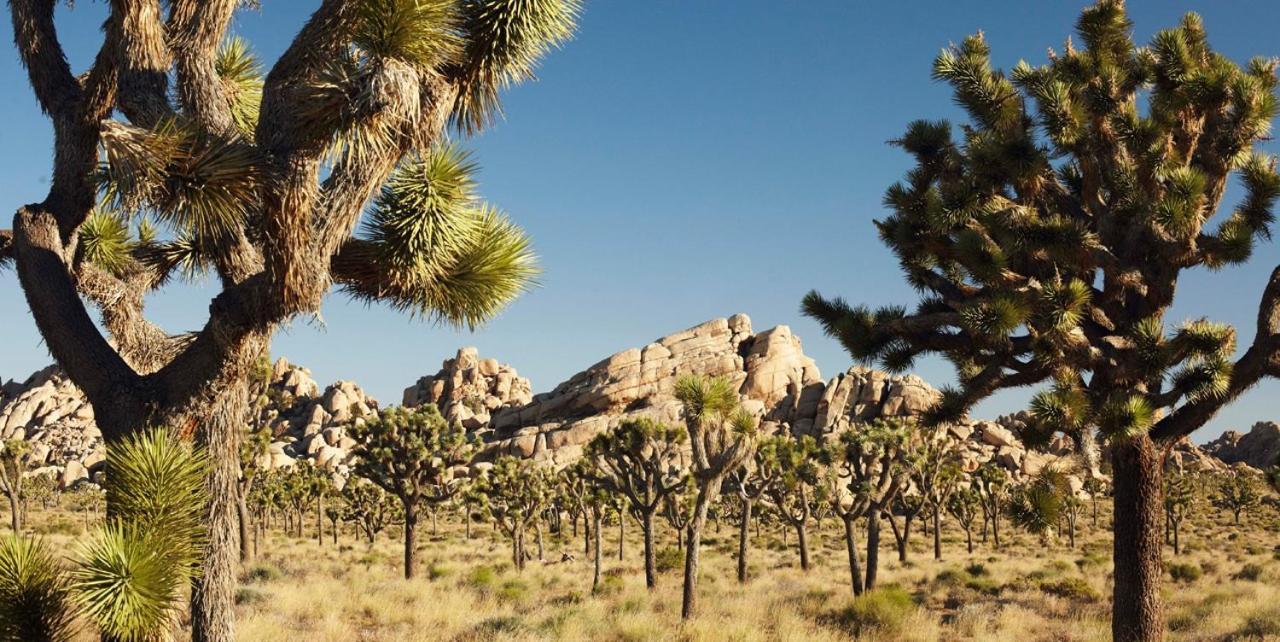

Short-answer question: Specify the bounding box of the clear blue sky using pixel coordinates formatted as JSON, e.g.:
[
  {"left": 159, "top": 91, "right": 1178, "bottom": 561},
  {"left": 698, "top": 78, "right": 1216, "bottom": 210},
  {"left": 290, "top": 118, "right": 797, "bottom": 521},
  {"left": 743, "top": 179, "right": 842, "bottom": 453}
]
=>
[{"left": 2, "top": 2, "right": 1279, "bottom": 443}]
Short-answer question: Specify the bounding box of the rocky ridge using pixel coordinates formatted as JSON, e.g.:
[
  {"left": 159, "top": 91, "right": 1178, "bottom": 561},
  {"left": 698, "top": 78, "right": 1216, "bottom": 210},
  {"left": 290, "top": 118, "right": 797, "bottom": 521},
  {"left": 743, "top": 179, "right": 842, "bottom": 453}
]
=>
[{"left": 1204, "top": 421, "right": 1280, "bottom": 470}]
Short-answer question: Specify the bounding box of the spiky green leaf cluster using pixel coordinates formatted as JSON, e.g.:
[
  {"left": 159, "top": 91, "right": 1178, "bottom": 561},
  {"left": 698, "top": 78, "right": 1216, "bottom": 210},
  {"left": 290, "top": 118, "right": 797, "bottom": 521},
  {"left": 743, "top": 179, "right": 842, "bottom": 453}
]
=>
[
  {"left": 78, "top": 211, "right": 134, "bottom": 277},
  {"left": 99, "top": 121, "right": 260, "bottom": 241},
  {"left": 454, "top": 0, "right": 581, "bottom": 132},
  {"left": 339, "top": 146, "right": 538, "bottom": 328},
  {"left": 354, "top": 0, "right": 462, "bottom": 68},
  {"left": 0, "top": 536, "right": 76, "bottom": 642},
  {"left": 349, "top": 404, "right": 474, "bottom": 505},
  {"left": 215, "top": 37, "right": 264, "bottom": 137}
]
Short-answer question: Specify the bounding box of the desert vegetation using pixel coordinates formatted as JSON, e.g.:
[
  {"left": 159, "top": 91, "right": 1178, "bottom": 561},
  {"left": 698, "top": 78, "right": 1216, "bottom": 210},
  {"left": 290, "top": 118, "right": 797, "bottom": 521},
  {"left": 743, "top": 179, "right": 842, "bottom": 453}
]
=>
[{"left": 2, "top": 0, "right": 1280, "bottom": 641}]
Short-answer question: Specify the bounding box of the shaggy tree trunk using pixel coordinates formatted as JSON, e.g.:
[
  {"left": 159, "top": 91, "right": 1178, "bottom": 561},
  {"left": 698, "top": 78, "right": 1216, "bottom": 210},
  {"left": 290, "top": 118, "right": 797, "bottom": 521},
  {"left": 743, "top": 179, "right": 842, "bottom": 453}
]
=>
[
  {"left": 1111, "top": 435, "right": 1165, "bottom": 642},
  {"left": 1171, "top": 518, "right": 1180, "bottom": 555},
  {"left": 583, "top": 517, "right": 591, "bottom": 556},
  {"left": 316, "top": 494, "right": 323, "bottom": 547},
  {"left": 681, "top": 490, "right": 712, "bottom": 620},
  {"left": 513, "top": 525, "right": 525, "bottom": 572},
  {"left": 403, "top": 505, "right": 418, "bottom": 579},
  {"left": 932, "top": 505, "right": 942, "bottom": 561},
  {"left": 5, "top": 493, "right": 20, "bottom": 533},
  {"left": 865, "top": 511, "right": 882, "bottom": 591},
  {"left": 964, "top": 525, "right": 973, "bottom": 554},
  {"left": 737, "top": 498, "right": 751, "bottom": 584},
  {"left": 795, "top": 522, "right": 810, "bottom": 571},
  {"left": 237, "top": 495, "right": 252, "bottom": 564},
  {"left": 535, "top": 520, "right": 545, "bottom": 561},
  {"left": 643, "top": 510, "right": 657, "bottom": 589},
  {"left": 842, "top": 514, "right": 864, "bottom": 596},
  {"left": 592, "top": 512, "right": 603, "bottom": 593},
  {"left": 190, "top": 369, "right": 253, "bottom": 642}
]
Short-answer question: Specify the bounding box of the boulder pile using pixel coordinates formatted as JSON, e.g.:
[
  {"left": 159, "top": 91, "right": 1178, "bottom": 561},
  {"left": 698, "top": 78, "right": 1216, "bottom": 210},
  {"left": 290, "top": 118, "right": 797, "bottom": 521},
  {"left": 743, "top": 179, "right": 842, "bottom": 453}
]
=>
[
  {"left": 1205, "top": 421, "right": 1280, "bottom": 470},
  {"left": 251, "top": 358, "right": 378, "bottom": 474}
]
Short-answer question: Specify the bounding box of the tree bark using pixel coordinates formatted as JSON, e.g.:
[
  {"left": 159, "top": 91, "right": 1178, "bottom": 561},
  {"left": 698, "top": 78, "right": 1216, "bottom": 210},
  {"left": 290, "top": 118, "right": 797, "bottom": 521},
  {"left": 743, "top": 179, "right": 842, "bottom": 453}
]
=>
[
  {"left": 190, "top": 372, "right": 250, "bottom": 642},
  {"left": 617, "top": 513, "right": 624, "bottom": 561},
  {"left": 865, "top": 511, "right": 882, "bottom": 591},
  {"left": 795, "top": 522, "right": 810, "bottom": 571},
  {"left": 736, "top": 498, "right": 751, "bottom": 584},
  {"left": 6, "top": 493, "right": 20, "bottom": 533},
  {"left": 1111, "top": 435, "right": 1165, "bottom": 642},
  {"left": 403, "top": 505, "right": 417, "bottom": 579},
  {"left": 842, "top": 515, "right": 864, "bottom": 596},
  {"left": 237, "top": 493, "right": 252, "bottom": 563},
  {"left": 681, "top": 491, "right": 711, "bottom": 620},
  {"left": 932, "top": 505, "right": 942, "bottom": 560},
  {"left": 316, "top": 494, "right": 323, "bottom": 546},
  {"left": 643, "top": 510, "right": 657, "bottom": 589},
  {"left": 592, "top": 512, "right": 603, "bottom": 593},
  {"left": 1172, "top": 519, "right": 1180, "bottom": 555}
]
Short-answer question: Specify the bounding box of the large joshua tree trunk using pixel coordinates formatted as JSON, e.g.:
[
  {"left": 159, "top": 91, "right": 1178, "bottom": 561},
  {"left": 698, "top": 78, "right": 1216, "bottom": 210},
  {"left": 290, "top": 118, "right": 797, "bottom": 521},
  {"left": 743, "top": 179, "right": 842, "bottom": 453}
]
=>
[
  {"left": 237, "top": 492, "right": 252, "bottom": 563},
  {"left": 842, "top": 514, "right": 864, "bottom": 596},
  {"left": 794, "top": 521, "right": 810, "bottom": 571},
  {"left": 191, "top": 369, "right": 252, "bottom": 642},
  {"left": 865, "top": 510, "right": 882, "bottom": 591},
  {"left": 681, "top": 486, "right": 713, "bottom": 619},
  {"left": 403, "top": 504, "right": 418, "bottom": 580},
  {"left": 736, "top": 498, "right": 751, "bottom": 584},
  {"left": 1111, "top": 435, "right": 1165, "bottom": 642},
  {"left": 932, "top": 504, "right": 942, "bottom": 560},
  {"left": 643, "top": 509, "right": 657, "bottom": 589},
  {"left": 5, "top": 492, "right": 20, "bottom": 533}
]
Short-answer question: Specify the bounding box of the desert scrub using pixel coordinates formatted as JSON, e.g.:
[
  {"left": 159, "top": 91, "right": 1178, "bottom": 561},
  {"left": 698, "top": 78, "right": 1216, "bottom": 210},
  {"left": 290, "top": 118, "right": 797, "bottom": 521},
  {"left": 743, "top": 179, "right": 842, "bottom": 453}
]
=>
[
  {"left": 1039, "top": 577, "right": 1100, "bottom": 602},
  {"left": 1232, "top": 562, "right": 1265, "bottom": 581},
  {"left": 831, "top": 586, "right": 917, "bottom": 636},
  {"left": 245, "top": 563, "right": 283, "bottom": 583},
  {"left": 654, "top": 546, "right": 682, "bottom": 573},
  {"left": 1167, "top": 562, "right": 1203, "bottom": 583}
]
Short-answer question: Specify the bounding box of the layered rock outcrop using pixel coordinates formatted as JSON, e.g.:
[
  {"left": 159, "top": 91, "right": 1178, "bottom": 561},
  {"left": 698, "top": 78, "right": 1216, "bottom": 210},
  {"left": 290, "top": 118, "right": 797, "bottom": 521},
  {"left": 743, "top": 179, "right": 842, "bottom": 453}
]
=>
[
  {"left": 402, "top": 347, "right": 533, "bottom": 436},
  {"left": 0, "top": 366, "right": 103, "bottom": 487},
  {"left": 251, "top": 358, "right": 378, "bottom": 474},
  {"left": 1205, "top": 422, "right": 1280, "bottom": 470}
]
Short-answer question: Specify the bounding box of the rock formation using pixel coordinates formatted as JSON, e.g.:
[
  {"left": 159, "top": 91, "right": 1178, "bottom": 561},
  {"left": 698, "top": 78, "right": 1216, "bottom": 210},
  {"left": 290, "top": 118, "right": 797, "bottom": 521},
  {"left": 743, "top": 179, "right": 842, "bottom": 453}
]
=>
[
  {"left": 0, "top": 366, "right": 103, "bottom": 488},
  {"left": 1205, "top": 421, "right": 1280, "bottom": 470},
  {"left": 250, "top": 358, "right": 378, "bottom": 475}
]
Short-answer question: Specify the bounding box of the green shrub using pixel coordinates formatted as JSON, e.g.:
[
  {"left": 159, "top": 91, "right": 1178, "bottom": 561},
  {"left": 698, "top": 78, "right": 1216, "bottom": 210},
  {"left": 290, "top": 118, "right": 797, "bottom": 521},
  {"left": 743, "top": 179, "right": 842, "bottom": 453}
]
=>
[
  {"left": 1236, "top": 611, "right": 1280, "bottom": 638},
  {"left": 234, "top": 587, "right": 268, "bottom": 606},
  {"left": 497, "top": 578, "right": 530, "bottom": 603},
  {"left": 1167, "top": 562, "right": 1202, "bottom": 583},
  {"left": 427, "top": 562, "right": 451, "bottom": 581},
  {"left": 1233, "top": 563, "right": 1264, "bottom": 581},
  {"left": 655, "top": 546, "right": 682, "bottom": 573},
  {"left": 831, "top": 586, "right": 916, "bottom": 636},
  {"left": 244, "top": 564, "right": 282, "bottom": 583},
  {"left": 964, "top": 562, "right": 988, "bottom": 577},
  {"left": 468, "top": 566, "right": 498, "bottom": 592},
  {"left": 1039, "top": 577, "right": 1100, "bottom": 602}
]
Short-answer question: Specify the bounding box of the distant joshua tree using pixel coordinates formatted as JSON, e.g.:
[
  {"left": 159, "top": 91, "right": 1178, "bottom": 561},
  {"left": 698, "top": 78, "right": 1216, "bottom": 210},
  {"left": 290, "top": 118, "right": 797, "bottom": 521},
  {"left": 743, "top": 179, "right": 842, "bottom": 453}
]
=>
[
  {"left": 584, "top": 417, "right": 688, "bottom": 589},
  {"left": 0, "top": 440, "right": 31, "bottom": 532},
  {"left": 823, "top": 419, "right": 909, "bottom": 595},
  {"left": 802, "top": 3, "right": 1280, "bottom": 638},
  {"left": 1162, "top": 467, "right": 1197, "bottom": 555},
  {"left": 351, "top": 405, "right": 473, "bottom": 579},
  {"left": 905, "top": 429, "right": 962, "bottom": 560},
  {"left": 1213, "top": 471, "right": 1262, "bottom": 526},
  {"left": 947, "top": 486, "right": 982, "bottom": 554},
  {"left": 476, "top": 456, "right": 551, "bottom": 571},
  {"left": 758, "top": 435, "right": 824, "bottom": 571},
  {"left": 673, "top": 374, "right": 758, "bottom": 619}
]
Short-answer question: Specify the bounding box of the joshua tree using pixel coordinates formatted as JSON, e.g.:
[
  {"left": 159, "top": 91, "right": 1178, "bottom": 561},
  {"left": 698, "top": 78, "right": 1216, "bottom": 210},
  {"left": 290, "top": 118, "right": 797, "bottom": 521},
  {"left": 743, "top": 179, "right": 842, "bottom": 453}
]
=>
[
  {"left": 476, "top": 456, "right": 551, "bottom": 571},
  {"left": 351, "top": 405, "right": 473, "bottom": 579},
  {"left": 975, "top": 461, "right": 1010, "bottom": 549},
  {"left": 0, "top": 1, "right": 572, "bottom": 637},
  {"left": 947, "top": 486, "right": 982, "bottom": 554},
  {"left": 1213, "top": 471, "right": 1262, "bottom": 525},
  {"left": 885, "top": 491, "right": 925, "bottom": 563},
  {"left": 673, "top": 374, "right": 758, "bottom": 619},
  {"left": 758, "top": 435, "right": 823, "bottom": 571},
  {"left": 584, "top": 417, "right": 688, "bottom": 589},
  {"left": 341, "top": 481, "right": 401, "bottom": 545},
  {"left": 727, "top": 455, "right": 773, "bottom": 584},
  {"left": 1083, "top": 476, "right": 1109, "bottom": 529},
  {"left": 1162, "top": 467, "right": 1196, "bottom": 554},
  {"left": 235, "top": 425, "right": 270, "bottom": 562},
  {"left": 821, "top": 420, "right": 901, "bottom": 595},
  {"left": 802, "top": 3, "right": 1279, "bottom": 638},
  {"left": 905, "top": 428, "right": 962, "bottom": 560},
  {"left": 0, "top": 440, "right": 31, "bottom": 533},
  {"left": 1062, "top": 492, "right": 1085, "bottom": 548}
]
